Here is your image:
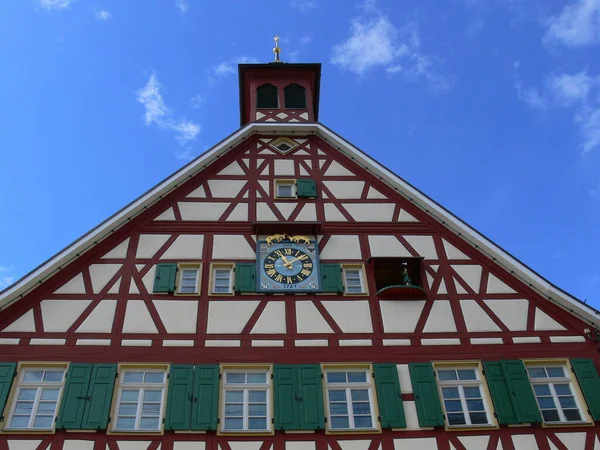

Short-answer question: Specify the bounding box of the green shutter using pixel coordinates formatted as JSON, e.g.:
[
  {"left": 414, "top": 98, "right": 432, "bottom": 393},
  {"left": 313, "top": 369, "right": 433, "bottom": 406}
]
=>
[
  {"left": 320, "top": 263, "right": 343, "bottom": 293},
  {"left": 296, "top": 179, "right": 317, "bottom": 198},
  {"left": 191, "top": 365, "right": 219, "bottom": 431},
  {"left": 80, "top": 363, "right": 117, "bottom": 430},
  {"left": 56, "top": 363, "right": 93, "bottom": 429},
  {"left": 153, "top": 263, "right": 177, "bottom": 293},
  {"left": 274, "top": 365, "right": 300, "bottom": 430},
  {"left": 571, "top": 359, "right": 600, "bottom": 421},
  {"left": 501, "top": 360, "right": 542, "bottom": 424},
  {"left": 297, "top": 364, "right": 325, "bottom": 430},
  {"left": 374, "top": 363, "right": 406, "bottom": 429},
  {"left": 165, "top": 365, "right": 194, "bottom": 430},
  {"left": 0, "top": 363, "right": 17, "bottom": 421},
  {"left": 235, "top": 263, "right": 256, "bottom": 293},
  {"left": 483, "top": 361, "right": 519, "bottom": 424},
  {"left": 409, "top": 362, "right": 444, "bottom": 427}
]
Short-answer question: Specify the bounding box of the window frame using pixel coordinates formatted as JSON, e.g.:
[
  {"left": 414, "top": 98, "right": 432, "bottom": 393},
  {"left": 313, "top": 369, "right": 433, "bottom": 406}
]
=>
[
  {"left": 274, "top": 179, "right": 297, "bottom": 200},
  {"left": 322, "top": 364, "right": 379, "bottom": 433},
  {"left": 209, "top": 263, "right": 235, "bottom": 296},
  {"left": 176, "top": 263, "right": 202, "bottom": 295},
  {"left": 256, "top": 83, "right": 279, "bottom": 109},
  {"left": 283, "top": 83, "right": 307, "bottom": 109},
  {"left": 269, "top": 137, "right": 298, "bottom": 155},
  {"left": 341, "top": 264, "right": 368, "bottom": 296},
  {"left": 524, "top": 360, "right": 590, "bottom": 426},
  {"left": 219, "top": 365, "right": 273, "bottom": 435},
  {"left": 3, "top": 363, "right": 67, "bottom": 432},
  {"left": 433, "top": 361, "right": 497, "bottom": 430},
  {"left": 110, "top": 364, "right": 169, "bottom": 434}
]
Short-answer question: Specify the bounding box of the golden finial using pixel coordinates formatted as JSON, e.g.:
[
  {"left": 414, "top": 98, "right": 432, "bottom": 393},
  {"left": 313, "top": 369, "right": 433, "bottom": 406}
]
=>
[{"left": 273, "top": 35, "right": 282, "bottom": 62}]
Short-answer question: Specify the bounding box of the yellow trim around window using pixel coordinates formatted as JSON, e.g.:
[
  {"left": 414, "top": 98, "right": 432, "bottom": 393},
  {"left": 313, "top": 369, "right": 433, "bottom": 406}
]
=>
[
  {"left": 217, "top": 364, "right": 274, "bottom": 436},
  {"left": 340, "top": 263, "right": 369, "bottom": 296},
  {"left": 273, "top": 179, "right": 297, "bottom": 200},
  {"left": 522, "top": 358, "right": 594, "bottom": 427},
  {"left": 175, "top": 263, "right": 202, "bottom": 296},
  {"left": 432, "top": 360, "right": 499, "bottom": 432},
  {"left": 208, "top": 263, "right": 235, "bottom": 296},
  {"left": 0, "top": 362, "right": 68, "bottom": 434}
]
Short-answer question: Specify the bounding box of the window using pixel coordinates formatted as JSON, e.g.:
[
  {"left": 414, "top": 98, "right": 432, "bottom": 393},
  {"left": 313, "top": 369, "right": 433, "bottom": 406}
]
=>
[
  {"left": 6, "top": 367, "right": 66, "bottom": 430},
  {"left": 284, "top": 83, "right": 307, "bottom": 109},
  {"left": 114, "top": 369, "right": 167, "bottom": 432},
  {"left": 210, "top": 264, "right": 234, "bottom": 295},
  {"left": 256, "top": 84, "right": 278, "bottom": 109},
  {"left": 371, "top": 257, "right": 426, "bottom": 298},
  {"left": 527, "top": 364, "right": 585, "bottom": 423},
  {"left": 275, "top": 180, "right": 296, "bottom": 199},
  {"left": 324, "top": 369, "right": 376, "bottom": 430},
  {"left": 436, "top": 366, "right": 492, "bottom": 427},
  {"left": 269, "top": 137, "right": 297, "bottom": 155},
  {"left": 222, "top": 370, "right": 270, "bottom": 432},
  {"left": 342, "top": 265, "right": 367, "bottom": 295},
  {"left": 177, "top": 264, "right": 200, "bottom": 294}
]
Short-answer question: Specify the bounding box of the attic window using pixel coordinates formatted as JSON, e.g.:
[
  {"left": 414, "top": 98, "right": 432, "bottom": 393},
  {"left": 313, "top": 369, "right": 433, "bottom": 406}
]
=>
[
  {"left": 257, "top": 84, "right": 278, "bottom": 109},
  {"left": 270, "top": 137, "right": 298, "bottom": 155},
  {"left": 371, "top": 257, "right": 426, "bottom": 298},
  {"left": 284, "top": 83, "right": 307, "bottom": 109}
]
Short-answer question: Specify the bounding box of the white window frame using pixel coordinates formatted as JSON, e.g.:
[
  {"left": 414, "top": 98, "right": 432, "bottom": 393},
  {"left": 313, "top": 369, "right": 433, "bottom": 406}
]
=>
[
  {"left": 269, "top": 137, "right": 298, "bottom": 155},
  {"left": 435, "top": 365, "right": 493, "bottom": 428},
  {"left": 177, "top": 264, "right": 201, "bottom": 295},
  {"left": 210, "top": 263, "right": 234, "bottom": 295},
  {"left": 341, "top": 264, "right": 367, "bottom": 295},
  {"left": 324, "top": 367, "right": 377, "bottom": 431},
  {"left": 526, "top": 363, "right": 586, "bottom": 424},
  {"left": 112, "top": 368, "right": 167, "bottom": 432},
  {"left": 274, "top": 179, "right": 297, "bottom": 199},
  {"left": 221, "top": 368, "right": 271, "bottom": 433},
  {"left": 5, "top": 366, "right": 66, "bottom": 430}
]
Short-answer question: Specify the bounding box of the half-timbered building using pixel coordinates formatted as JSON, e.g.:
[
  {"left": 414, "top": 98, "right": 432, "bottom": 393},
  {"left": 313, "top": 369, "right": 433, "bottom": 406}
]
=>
[{"left": 0, "top": 59, "right": 599, "bottom": 450}]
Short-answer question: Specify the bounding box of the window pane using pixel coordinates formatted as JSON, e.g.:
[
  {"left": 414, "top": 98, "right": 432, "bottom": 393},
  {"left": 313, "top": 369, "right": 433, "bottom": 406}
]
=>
[
  {"left": 43, "top": 371, "right": 64, "bottom": 382},
  {"left": 350, "top": 389, "right": 369, "bottom": 401},
  {"left": 554, "top": 384, "right": 572, "bottom": 396},
  {"left": 448, "top": 413, "right": 466, "bottom": 425},
  {"left": 247, "top": 373, "right": 267, "bottom": 384},
  {"left": 559, "top": 396, "right": 576, "bottom": 408},
  {"left": 40, "top": 389, "right": 59, "bottom": 401},
  {"left": 141, "top": 403, "right": 161, "bottom": 415},
  {"left": 33, "top": 416, "right": 53, "bottom": 428},
  {"left": 249, "top": 404, "right": 267, "bottom": 416},
  {"left": 9, "top": 416, "right": 29, "bottom": 428},
  {"left": 225, "top": 390, "right": 243, "bottom": 402},
  {"left": 466, "top": 399, "right": 484, "bottom": 411},
  {"left": 226, "top": 373, "right": 246, "bottom": 384},
  {"left": 224, "top": 404, "right": 243, "bottom": 416},
  {"left": 249, "top": 390, "right": 267, "bottom": 402},
  {"left": 546, "top": 367, "right": 565, "bottom": 378},
  {"left": 123, "top": 372, "right": 144, "bottom": 383},
  {"left": 121, "top": 390, "right": 139, "bottom": 402},
  {"left": 470, "top": 412, "right": 489, "bottom": 424},
  {"left": 457, "top": 369, "right": 477, "bottom": 380},
  {"left": 37, "top": 402, "right": 57, "bottom": 414},
  {"left": 180, "top": 286, "right": 196, "bottom": 293},
  {"left": 23, "top": 371, "right": 43, "bottom": 382},
  {"left": 327, "top": 372, "right": 346, "bottom": 383},
  {"left": 144, "top": 373, "right": 164, "bottom": 383},
  {"left": 14, "top": 402, "right": 33, "bottom": 415},
  {"left": 116, "top": 417, "right": 135, "bottom": 429},
  {"left": 438, "top": 370, "right": 457, "bottom": 381},
  {"left": 527, "top": 368, "right": 547, "bottom": 378},
  {"left": 462, "top": 386, "right": 481, "bottom": 398},
  {"left": 538, "top": 397, "right": 556, "bottom": 409},
  {"left": 224, "top": 417, "right": 243, "bottom": 430},
  {"left": 18, "top": 388, "right": 37, "bottom": 401},
  {"left": 140, "top": 417, "right": 160, "bottom": 429},
  {"left": 352, "top": 402, "right": 371, "bottom": 415},
  {"left": 444, "top": 400, "right": 463, "bottom": 412},
  {"left": 328, "top": 390, "right": 346, "bottom": 402},
  {"left": 533, "top": 384, "right": 551, "bottom": 396},
  {"left": 442, "top": 387, "right": 460, "bottom": 399},
  {"left": 354, "top": 416, "right": 373, "bottom": 428},
  {"left": 118, "top": 404, "right": 138, "bottom": 416},
  {"left": 331, "top": 416, "right": 350, "bottom": 429},
  {"left": 143, "top": 390, "right": 162, "bottom": 402},
  {"left": 278, "top": 185, "right": 293, "bottom": 197},
  {"left": 347, "top": 372, "right": 367, "bottom": 383},
  {"left": 248, "top": 418, "right": 267, "bottom": 430},
  {"left": 542, "top": 410, "right": 560, "bottom": 422},
  {"left": 330, "top": 403, "right": 348, "bottom": 415},
  {"left": 564, "top": 409, "right": 582, "bottom": 421}
]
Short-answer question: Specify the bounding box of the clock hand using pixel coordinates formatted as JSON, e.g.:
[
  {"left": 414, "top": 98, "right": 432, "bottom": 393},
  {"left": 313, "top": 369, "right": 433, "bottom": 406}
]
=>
[
  {"left": 284, "top": 256, "right": 305, "bottom": 266},
  {"left": 280, "top": 255, "right": 294, "bottom": 269}
]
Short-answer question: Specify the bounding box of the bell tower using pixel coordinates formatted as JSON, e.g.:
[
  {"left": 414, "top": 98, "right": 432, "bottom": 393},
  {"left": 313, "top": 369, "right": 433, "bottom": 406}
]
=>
[{"left": 238, "top": 37, "right": 321, "bottom": 126}]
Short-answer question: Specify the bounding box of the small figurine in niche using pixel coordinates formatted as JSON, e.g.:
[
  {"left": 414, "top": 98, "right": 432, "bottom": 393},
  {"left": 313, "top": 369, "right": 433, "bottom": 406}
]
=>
[{"left": 401, "top": 261, "right": 412, "bottom": 286}]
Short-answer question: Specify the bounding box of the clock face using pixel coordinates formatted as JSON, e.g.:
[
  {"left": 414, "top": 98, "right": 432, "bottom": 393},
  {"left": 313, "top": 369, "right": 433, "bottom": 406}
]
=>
[{"left": 257, "top": 238, "right": 321, "bottom": 292}]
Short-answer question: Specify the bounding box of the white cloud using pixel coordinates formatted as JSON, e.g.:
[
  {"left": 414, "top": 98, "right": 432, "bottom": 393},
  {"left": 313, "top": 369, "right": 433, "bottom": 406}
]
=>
[
  {"left": 176, "top": 0, "right": 189, "bottom": 14},
  {"left": 548, "top": 71, "right": 593, "bottom": 105},
  {"left": 136, "top": 73, "right": 201, "bottom": 147},
  {"left": 94, "top": 9, "right": 111, "bottom": 21},
  {"left": 190, "top": 93, "right": 204, "bottom": 109},
  {"left": 291, "top": 0, "right": 316, "bottom": 12},
  {"left": 0, "top": 266, "right": 15, "bottom": 290},
  {"left": 515, "top": 82, "right": 548, "bottom": 110},
  {"left": 300, "top": 34, "right": 312, "bottom": 45},
  {"left": 577, "top": 106, "right": 600, "bottom": 153},
  {"left": 545, "top": 0, "right": 600, "bottom": 46},
  {"left": 211, "top": 56, "right": 258, "bottom": 79},
  {"left": 39, "top": 0, "right": 71, "bottom": 10}
]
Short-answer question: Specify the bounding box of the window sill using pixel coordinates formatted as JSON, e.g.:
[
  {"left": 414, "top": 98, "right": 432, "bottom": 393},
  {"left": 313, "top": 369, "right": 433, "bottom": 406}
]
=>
[
  {"left": 217, "top": 430, "right": 274, "bottom": 436},
  {"left": 108, "top": 429, "right": 164, "bottom": 436},
  {"left": 326, "top": 428, "right": 381, "bottom": 435},
  {"left": 445, "top": 424, "right": 498, "bottom": 432},
  {"left": 541, "top": 421, "right": 594, "bottom": 428},
  {"left": 1, "top": 428, "right": 56, "bottom": 434}
]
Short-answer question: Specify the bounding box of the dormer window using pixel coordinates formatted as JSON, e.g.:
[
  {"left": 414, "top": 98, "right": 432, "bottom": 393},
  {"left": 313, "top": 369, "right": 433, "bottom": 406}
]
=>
[
  {"left": 371, "top": 257, "right": 426, "bottom": 298},
  {"left": 256, "top": 84, "right": 278, "bottom": 109},
  {"left": 284, "top": 83, "right": 306, "bottom": 109}
]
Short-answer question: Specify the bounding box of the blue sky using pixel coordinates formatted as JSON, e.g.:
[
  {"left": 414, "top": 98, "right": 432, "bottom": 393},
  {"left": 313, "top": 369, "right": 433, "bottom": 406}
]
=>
[{"left": 1, "top": 0, "right": 599, "bottom": 307}]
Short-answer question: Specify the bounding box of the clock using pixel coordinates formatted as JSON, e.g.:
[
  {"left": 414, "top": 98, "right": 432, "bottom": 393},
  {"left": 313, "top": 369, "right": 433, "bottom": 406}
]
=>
[{"left": 257, "top": 235, "right": 321, "bottom": 292}]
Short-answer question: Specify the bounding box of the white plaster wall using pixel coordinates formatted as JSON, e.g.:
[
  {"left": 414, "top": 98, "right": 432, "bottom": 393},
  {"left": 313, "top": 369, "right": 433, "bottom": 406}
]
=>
[
  {"left": 443, "top": 240, "right": 469, "bottom": 260},
  {"left": 534, "top": 308, "right": 566, "bottom": 331},
  {"left": 286, "top": 442, "right": 315, "bottom": 450},
  {"left": 122, "top": 300, "right": 158, "bottom": 333},
  {"left": 2, "top": 310, "right": 35, "bottom": 333},
  {"left": 423, "top": 300, "right": 457, "bottom": 332},
  {"left": 107, "top": 277, "right": 121, "bottom": 294},
  {"left": 393, "top": 437, "right": 438, "bottom": 450},
  {"left": 296, "top": 301, "right": 333, "bottom": 333},
  {"left": 76, "top": 300, "right": 116, "bottom": 333},
  {"left": 555, "top": 432, "right": 586, "bottom": 450},
  {"left": 217, "top": 161, "right": 245, "bottom": 175},
  {"left": 174, "top": 442, "right": 206, "bottom": 450},
  {"left": 324, "top": 204, "right": 348, "bottom": 221},
  {"left": 63, "top": 441, "right": 95, "bottom": 450},
  {"left": 186, "top": 185, "right": 206, "bottom": 198},
  {"left": 324, "top": 160, "right": 355, "bottom": 176},
  {"left": 398, "top": 210, "right": 419, "bottom": 222},
  {"left": 486, "top": 273, "right": 517, "bottom": 293},
  {"left": 207, "top": 179, "right": 246, "bottom": 198},
  {"left": 101, "top": 238, "right": 129, "bottom": 259},
  {"left": 153, "top": 300, "right": 198, "bottom": 333},
  {"left": 368, "top": 235, "right": 411, "bottom": 257},
  {"left": 256, "top": 202, "right": 278, "bottom": 221},
  {"left": 89, "top": 264, "right": 121, "bottom": 294},
  {"left": 178, "top": 202, "right": 230, "bottom": 221},
  {"left": 212, "top": 235, "right": 255, "bottom": 259},
  {"left": 460, "top": 299, "right": 501, "bottom": 332},
  {"left": 274, "top": 202, "right": 297, "bottom": 220},
  {"left": 54, "top": 273, "right": 86, "bottom": 294},
  {"left": 403, "top": 235, "right": 437, "bottom": 259},
  {"left": 511, "top": 435, "right": 537, "bottom": 450},
  {"left": 320, "top": 235, "right": 362, "bottom": 260},
  {"left": 154, "top": 207, "right": 176, "bottom": 221},
  {"left": 295, "top": 203, "right": 317, "bottom": 221},
  {"left": 323, "top": 181, "right": 365, "bottom": 199},
  {"left": 227, "top": 203, "right": 248, "bottom": 221},
  {"left": 161, "top": 234, "right": 204, "bottom": 259},
  {"left": 484, "top": 299, "right": 528, "bottom": 331},
  {"left": 142, "top": 265, "right": 157, "bottom": 293},
  {"left": 6, "top": 440, "right": 43, "bottom": 450},
  {"left": 403, "top": 401, "right": 431, "bottom": 431},
  {"left": 343, "top": 203, "right": 395, "bottom": 222},
  {"left": 136, "top": 234, "right": 170, "bottom": 259},
  {"left": 207, "top": 301, "right": 259, "bottom": 333},
  {"left": 452, "top": 265, "right": 483, "bottom": 293},
  {"left": 40, "top": 300, "right": 91, "bottom": 332},
  {"left": 397, "top": 364, "right": 412, "bottom": 393},
  {"left": 458, "top": 436, "right": 490, "bottom": 450},
  {"left": 380, "top": 300, "right": 426, "bottom": 333},
  {"left": 322, "top": 301, "right": 373, "bottom": 333},
  {"left": 367, "top": 186, "right": 387, "bottom": 199},
  {"left": 251, "top": 301, "right": 286, "bottom": 333},
  {"left": 274, "top": 159, "right": 295, "bottom": 175}
]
